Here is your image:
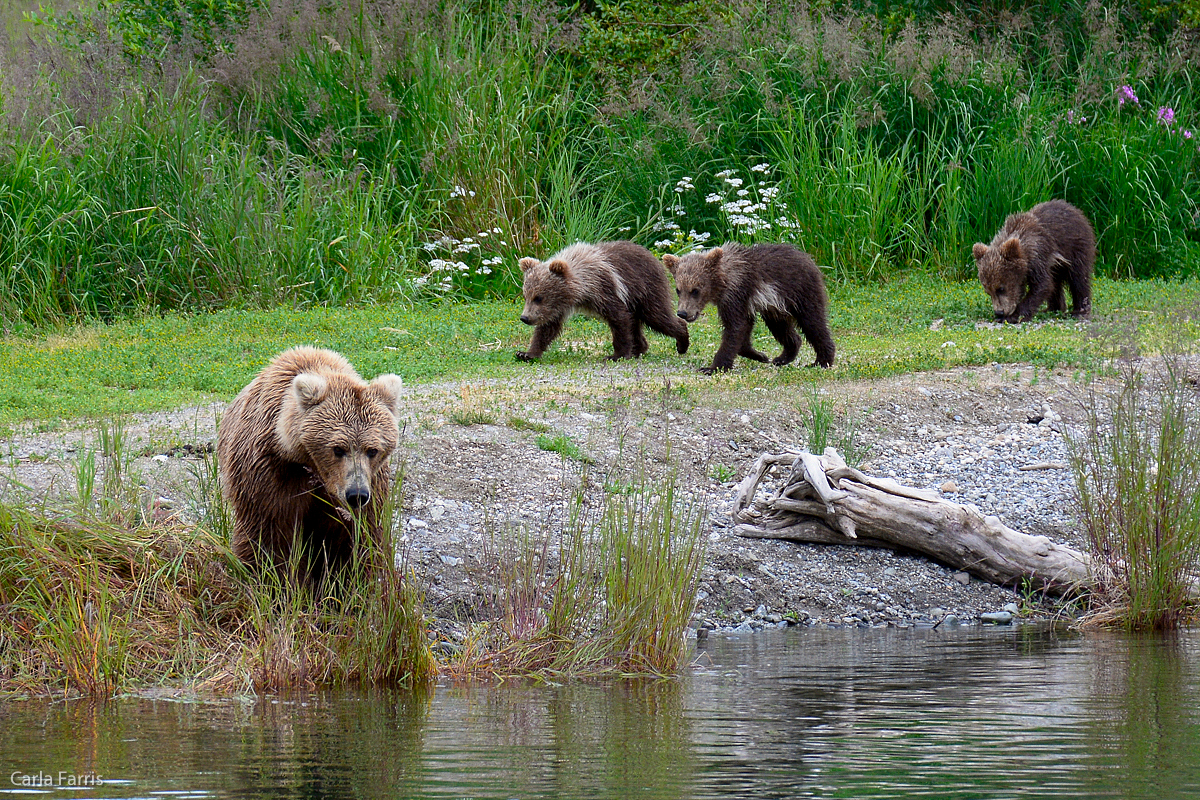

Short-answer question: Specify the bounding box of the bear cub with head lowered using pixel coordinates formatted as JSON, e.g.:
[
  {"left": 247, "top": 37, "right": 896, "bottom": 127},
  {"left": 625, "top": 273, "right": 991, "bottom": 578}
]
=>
[
  {"left": 218, "top": 346, "right": 403, "bottom": 582},
  {"left": 517, "top": 241, "right": 689, "bottom": 361},
  {"left": 663, "top": 243, "right": 835, "bottom": 374},
  {"left": 973, "top": 199, "right": 1095, "bottom": 323}
]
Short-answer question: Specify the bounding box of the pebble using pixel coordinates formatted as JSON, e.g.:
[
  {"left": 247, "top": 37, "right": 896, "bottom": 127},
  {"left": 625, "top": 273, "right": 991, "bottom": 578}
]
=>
[
  {"left": 953, "top": 571, "right": 970, "bottom": 585},
  {"left": 981, "top": 611, "right": 1014, "bottom": 624}
]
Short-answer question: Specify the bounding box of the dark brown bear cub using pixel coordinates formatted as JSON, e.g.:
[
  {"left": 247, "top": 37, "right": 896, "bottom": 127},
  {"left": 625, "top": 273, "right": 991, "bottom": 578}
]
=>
[
  {"left": 218, "top": 347, "right": 403, "bottom": 581},
  {"left": 663, "top": 243, "right": 835, "bottom": 373},
  {"left": 973, "top": 199, "right": 1095, "bottom": 323},
  {"left": 516, "top": 241, "right": 689, "bottom": 361}
]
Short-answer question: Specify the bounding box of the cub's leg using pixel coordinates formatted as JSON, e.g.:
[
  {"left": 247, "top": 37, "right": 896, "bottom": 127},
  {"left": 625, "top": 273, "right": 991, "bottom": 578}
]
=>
[
  {"left": 516, "top": 317, "right": 566, "bottom": 361},
  {"left": 763, "top": 311, "right": 801, "bottom": 366}
]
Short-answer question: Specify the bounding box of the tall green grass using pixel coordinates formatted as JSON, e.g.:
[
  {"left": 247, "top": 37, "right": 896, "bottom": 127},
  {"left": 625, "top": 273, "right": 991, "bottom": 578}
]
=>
[
  {"left": 1069, "top": 314, "right": 1200, "bottom": 630},
  {"left": 0, "top": 0, "right": 1197, "bottom": 328}
]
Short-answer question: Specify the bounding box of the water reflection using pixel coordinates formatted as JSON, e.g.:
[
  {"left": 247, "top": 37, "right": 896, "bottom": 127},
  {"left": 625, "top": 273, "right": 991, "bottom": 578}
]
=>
[{"left": 2, "top": 626, "right": 1198, "bottom": 799}]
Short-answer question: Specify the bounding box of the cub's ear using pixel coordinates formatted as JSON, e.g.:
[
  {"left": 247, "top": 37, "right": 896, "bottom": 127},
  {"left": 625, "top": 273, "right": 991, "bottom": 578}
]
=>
[
  {"left": 662, "top": 253, "right": 680, "bottom": 275},
  {"left": 291, "top": 373, "right": 328, "bottom": 409},
  {"left": 546, "top": 259, "right": 570, "bottom": 277},
  {"left": 972, "top": 243, "right": 989, "bottom": 261},
  {"left": 368, "top": 374, "right": 404, "bottom": 418},
  {"left": 519, "top": 257, "right": 539, "bottom": 273},
  {"left": 706, "top": 247, "right": 724, "bottom": 263},
  {"left": 999, "top": 237, "right": 1022, "bottom": 260}
]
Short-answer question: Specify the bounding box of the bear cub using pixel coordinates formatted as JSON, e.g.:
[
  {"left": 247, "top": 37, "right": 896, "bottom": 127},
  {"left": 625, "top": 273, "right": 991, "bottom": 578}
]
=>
[
  {"left": 973, "top": 199, "right": 1095, "bottom": 323},
  {"left": 517, "top": 241, "right": 689, "bottom": 361},
  {"left": 218, "top": 346, "right": 404, "bottom": 580},
  {"left": 663, "top": 243, "right": 835, "bottom": 374}
]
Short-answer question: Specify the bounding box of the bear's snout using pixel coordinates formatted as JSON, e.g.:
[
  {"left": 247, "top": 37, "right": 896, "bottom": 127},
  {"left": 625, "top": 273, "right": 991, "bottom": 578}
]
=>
[
  {"left": 520, "top": 315, "right": 533, "bottom": 325},
  {"left": 345, "top": 485, "right": 371, "bottom": 509}
]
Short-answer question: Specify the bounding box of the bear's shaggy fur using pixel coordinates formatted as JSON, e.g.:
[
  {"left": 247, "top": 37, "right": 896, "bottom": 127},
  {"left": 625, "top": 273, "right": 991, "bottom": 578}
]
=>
[
  {"left": 973, "top": 199, "right": 1095, "bottom": 323},
  {"left": 516, "top": 241, "right": 689, "bottom": 361},
  {"left": 217, "top": 347, "right": 404, "bottom": 580},
  {"left": 663, "top": 243, "right": 835, "bottom": 373}
]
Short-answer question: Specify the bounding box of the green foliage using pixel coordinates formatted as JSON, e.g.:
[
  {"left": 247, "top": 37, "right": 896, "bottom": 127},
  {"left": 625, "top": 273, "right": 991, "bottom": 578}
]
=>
[
  {"left": 1, "top": 0, "right": 1199, "bottom": 325},
  {"left": 536, "top": 432, "right": 594, "bottom": 464},
  {"left": 30, "top": 0, "right": 255, "bottom": 55}
]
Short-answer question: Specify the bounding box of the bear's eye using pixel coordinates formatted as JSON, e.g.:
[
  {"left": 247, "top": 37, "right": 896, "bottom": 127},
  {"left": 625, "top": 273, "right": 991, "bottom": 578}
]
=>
[
  {"left": 675, "top": 287, "right": 680, "bottom": 296},
  {"left": 690, "top": 289, "right": 699, "bottom": 297},
  {"left": 366, "top": 448, "right": 379, "bottom": 459},
  {"left": 532, "top": 295, "right": 543, "bottom": 304},
  {"left": 996, "top": 287, "right": 1005, "bottom": 295},
  {"left": 333, "top": 446, "right": 347, "bottom": 459}
]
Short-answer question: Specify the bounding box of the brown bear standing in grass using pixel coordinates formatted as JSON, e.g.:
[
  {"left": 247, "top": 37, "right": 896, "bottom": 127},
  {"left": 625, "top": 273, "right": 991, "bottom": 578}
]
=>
[
  {"left": 973, "top": 199, "right": 1095, "bottom": 323},
  {"left": 218, "top": 346, "right": 404, "bottom": 581},
  {"left": 516, "top": 241, "right": 689, "bottom": 361},
  {"left": 663, "top": 243, "right": 835, "bottom": 374}
]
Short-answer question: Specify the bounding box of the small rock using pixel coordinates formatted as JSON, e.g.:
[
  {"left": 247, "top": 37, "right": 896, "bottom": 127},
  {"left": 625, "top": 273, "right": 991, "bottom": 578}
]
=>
[
  {"left": 981, "top": 611, "right": 1014, "bottom": 624},
  {"left": 1003, "top": 602, "right": 1020, "bottom": 615},
  {"left": 754, "top": 604, "right": 767, "bottom": 617},
  {"left": 409, "top": 518, "right": 428, "bottom": 529},
  {"left": 883, "top": 567, "right": 897, "bottom": 576},
  {"left": 940, "top": 480, "right": 959, "bottom": 494},
  {"left": 942, "top": 614, "right": 959, "bottom": 626},
  {"left": 952, "top": 571, "right": 970, "bottom": 585},
  {"left": 929, "top": 607, "right": 946, "bottom": 618},
  {"left": 429, "top": 507, "right": 445, "bottom": 522},
  {"left": 439, "top": 554, "right": 461, "bottom": 567}
]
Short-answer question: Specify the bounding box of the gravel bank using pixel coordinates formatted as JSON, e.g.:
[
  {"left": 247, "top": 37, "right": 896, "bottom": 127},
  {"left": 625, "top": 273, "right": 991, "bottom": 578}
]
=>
[{"left": 0, "top": 360, "right": 1090, "bottom": 638}]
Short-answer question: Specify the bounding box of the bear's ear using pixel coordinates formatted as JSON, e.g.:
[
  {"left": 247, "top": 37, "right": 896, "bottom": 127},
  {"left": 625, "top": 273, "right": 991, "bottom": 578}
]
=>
[
  {"left": 368, "top": 374, "right": 404, "bottom": 418},
  {"left": 662, "top": 253, "right": 680, "bottom": 275},
  {"left": 705, "top": 247, "right": 725, "bottom": 279},
  {"left": 999, "top": 237, "right": 1022, "bottom": 260},
  {"left": 291, "top": 373, "right": 328, "bottom": 409},
  {"left": 519, "top": 257, "right": 539, "bottom": 273},
  {"left": 546, "top": 259, "right": 570, "bottom": 277},
  {"left": 972, "top": 243, "right": 989, "bottom": 261}
]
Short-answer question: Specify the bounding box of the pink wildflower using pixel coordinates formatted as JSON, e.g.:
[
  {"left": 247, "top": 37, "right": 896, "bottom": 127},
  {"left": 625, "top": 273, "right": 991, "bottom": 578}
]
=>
[
  {"left": 1117, "top": 85, "right": 1139, "bottom": 106},
  {"left": 1158, "top": 107, "right": 1176, "bottom": 126}
]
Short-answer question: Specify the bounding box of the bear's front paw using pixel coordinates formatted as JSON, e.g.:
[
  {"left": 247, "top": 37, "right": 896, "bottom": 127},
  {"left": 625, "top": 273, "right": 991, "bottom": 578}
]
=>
[
  {"left": 771, "top": 355, "right": 796, "bottom": 367},
  {"left": 515, "top": 351, "right": 539, "bottom": 362},
  {"left": 699, "top": 364, "right": 731, "bottom": 375},
  {"left": 676, "top": 339, "right": 689, "bottom": 355}
]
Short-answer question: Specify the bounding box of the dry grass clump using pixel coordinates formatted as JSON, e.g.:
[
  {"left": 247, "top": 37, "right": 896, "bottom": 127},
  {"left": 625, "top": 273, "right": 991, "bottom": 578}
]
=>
[
  {"left": 0, "top": 441, "right": 434, "bottom": 697},
  {"left": 448, "top": 471, "right": 707, "bottom": 679},
  {"left": 1069, "top": 311, "right": 1200, "bottom": 630}
]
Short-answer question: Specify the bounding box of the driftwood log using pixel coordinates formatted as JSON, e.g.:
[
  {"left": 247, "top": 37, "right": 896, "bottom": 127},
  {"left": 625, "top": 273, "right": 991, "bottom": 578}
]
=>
[{"left": 732, "top": 448, "right": 1091, "bottom": 596}]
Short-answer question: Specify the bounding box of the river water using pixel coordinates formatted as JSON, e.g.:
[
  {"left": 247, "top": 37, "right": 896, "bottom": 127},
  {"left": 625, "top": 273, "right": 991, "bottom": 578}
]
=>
[{"left": 3, "top": 625, "right": 1199, "bottom": 799}]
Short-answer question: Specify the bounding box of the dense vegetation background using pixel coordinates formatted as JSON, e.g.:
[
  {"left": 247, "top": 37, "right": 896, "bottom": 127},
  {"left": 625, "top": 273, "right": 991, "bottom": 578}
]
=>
[{"left": 1, "top": 0, "right": 1198, "bottom": 329}]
